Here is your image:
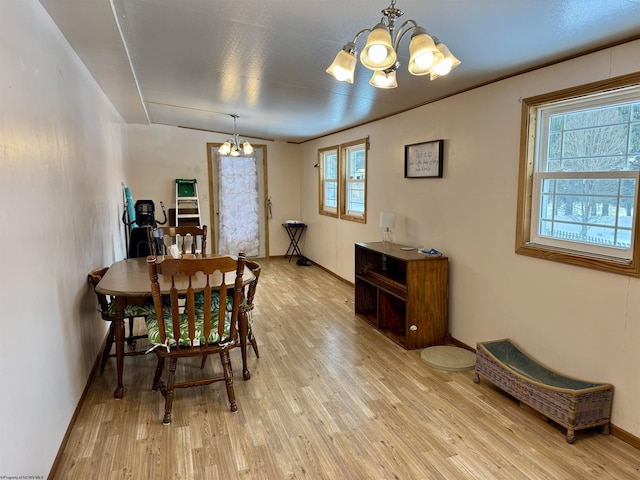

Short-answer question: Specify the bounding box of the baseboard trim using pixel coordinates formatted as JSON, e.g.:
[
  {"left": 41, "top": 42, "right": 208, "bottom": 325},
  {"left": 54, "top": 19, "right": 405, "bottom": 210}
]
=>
[
  {"left": 270, "top": 254, "right": 354, "bottom": 287},
  {"left": 307, "top": 260, "right": 354, "bottom": 287},
  {"left": 610, "top": 424, "right": 640, "bottom": 450},
  {"left": 450, "top": 337, "right": 475, "bottom": 351}
]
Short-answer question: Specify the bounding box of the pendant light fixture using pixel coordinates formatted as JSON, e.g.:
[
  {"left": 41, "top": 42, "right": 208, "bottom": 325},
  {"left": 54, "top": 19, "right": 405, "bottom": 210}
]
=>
[
  {"left": 218, "top": 114, "right": 253, "bottom": 156},
  {"left": 326, "top": 0, "right": 460, "bottom": 88}
]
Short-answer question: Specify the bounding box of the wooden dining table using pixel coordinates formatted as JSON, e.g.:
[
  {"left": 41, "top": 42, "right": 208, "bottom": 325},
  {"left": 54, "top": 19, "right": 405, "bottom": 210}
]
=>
[{"left": 96, "top": 255, "right": 255, "bottom": 398}]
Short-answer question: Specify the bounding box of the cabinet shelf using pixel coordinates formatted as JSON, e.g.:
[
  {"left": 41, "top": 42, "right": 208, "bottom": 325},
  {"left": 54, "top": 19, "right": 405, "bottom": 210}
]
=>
[
  {"left": 356, "top": 270, "right": 406, "bottom": 299},
  {"left": 354, "top": 242, "right": 448, "bottom": 350}
]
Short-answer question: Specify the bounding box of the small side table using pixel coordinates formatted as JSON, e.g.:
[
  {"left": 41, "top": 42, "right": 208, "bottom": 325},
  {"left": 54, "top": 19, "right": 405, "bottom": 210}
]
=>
[{"left": 282, "top": 222, "right": 307, "bottom": 261}]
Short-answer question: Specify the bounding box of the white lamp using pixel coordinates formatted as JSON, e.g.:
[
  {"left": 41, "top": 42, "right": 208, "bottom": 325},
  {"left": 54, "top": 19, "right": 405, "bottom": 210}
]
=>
[{"left": 380, "top": 211, "right": 396, "bottom": 245}]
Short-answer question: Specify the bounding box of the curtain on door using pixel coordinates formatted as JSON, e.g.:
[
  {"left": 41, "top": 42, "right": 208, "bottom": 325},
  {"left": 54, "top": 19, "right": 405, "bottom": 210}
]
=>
[{"left": 217, "top": 155, "right": 260, "bottom": 256}]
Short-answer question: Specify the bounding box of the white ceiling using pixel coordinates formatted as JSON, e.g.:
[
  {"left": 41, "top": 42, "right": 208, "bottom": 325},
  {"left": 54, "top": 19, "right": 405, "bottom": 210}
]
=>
[{"left": 39, "top": 0, "right": 640, "bottom": 143}]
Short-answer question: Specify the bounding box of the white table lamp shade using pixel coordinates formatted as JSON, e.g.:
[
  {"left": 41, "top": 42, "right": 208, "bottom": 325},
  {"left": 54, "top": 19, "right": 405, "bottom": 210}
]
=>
[{"left": 379, "top": 212, "right": 396, "bottom": 229}]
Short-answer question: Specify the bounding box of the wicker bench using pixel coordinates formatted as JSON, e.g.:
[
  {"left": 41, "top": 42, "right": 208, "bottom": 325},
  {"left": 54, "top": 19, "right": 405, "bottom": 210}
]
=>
[{"left": 473, "top": 339, "right": 613, "bottom": 443}]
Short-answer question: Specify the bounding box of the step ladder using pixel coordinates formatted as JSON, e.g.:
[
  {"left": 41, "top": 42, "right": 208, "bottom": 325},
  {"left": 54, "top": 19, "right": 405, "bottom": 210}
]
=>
[{"left": 175, "top": 179, "right": 202, "bottom": 226}]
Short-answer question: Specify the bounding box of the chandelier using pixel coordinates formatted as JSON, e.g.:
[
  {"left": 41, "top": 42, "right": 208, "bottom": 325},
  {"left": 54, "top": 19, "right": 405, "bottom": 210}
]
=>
[
  {"left": 326, "top": 0, "right": 460, "bottom": 89},
  {"left": 218, "top": 114, "right": 253, "bottom": 156}
]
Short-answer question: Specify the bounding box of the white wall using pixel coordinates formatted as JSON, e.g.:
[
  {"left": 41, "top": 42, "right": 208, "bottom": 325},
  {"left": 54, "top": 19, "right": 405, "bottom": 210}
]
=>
[
  {"left": 2, "top": 5, "right": 638, "bottom": 476},
  {"left": 0, "top": 1, "right": 128, "bottom": 475},
  {"left": 298, "top": 41, "right": 640, "bottom": 438},
  {"left": 126, "top": 123, "right": 301, "bottom": 256}
]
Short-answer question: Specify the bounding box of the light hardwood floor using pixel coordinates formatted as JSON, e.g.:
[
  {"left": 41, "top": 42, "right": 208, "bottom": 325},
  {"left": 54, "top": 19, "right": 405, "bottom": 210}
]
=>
[{"left": 53, "top": 257, "right": 640, "bottom": 479}]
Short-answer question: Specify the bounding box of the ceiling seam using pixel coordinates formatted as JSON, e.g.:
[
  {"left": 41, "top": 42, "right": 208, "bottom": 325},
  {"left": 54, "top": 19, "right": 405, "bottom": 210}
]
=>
[{"left": 109, "top": 0, "right": 150, "bottom": 124}]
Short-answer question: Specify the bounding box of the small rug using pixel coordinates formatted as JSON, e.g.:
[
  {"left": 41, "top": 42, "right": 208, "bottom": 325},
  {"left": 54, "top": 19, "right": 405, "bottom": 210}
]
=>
[{"left": 420, "top": 345, "right": 476, "bottom": 372}]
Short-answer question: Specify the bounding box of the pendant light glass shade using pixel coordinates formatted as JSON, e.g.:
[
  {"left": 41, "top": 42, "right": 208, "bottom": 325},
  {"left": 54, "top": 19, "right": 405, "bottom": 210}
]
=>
[
  {"left": 218, "top": 141, "right": 232, "bottom": 155},
  {"left": 242, "top": 141, "right": 254, "bottom": 154},
  {"left": 369, "top": 69, "right": 397, "bottom": 89},
  {"left": 407, "top": 28, "right": 443, "bottom": 76},
  {"left": 326, "top": 43, "right": 357, "bottom": 83},
  {"left": 430, "top": 42, "right": 461, "bottom": 80},
  {"left": 360, "top": 23, "right": 396, "bottom": 70}
]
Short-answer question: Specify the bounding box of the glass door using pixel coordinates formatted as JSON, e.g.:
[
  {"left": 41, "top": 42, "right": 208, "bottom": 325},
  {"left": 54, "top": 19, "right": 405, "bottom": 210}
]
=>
[{"left": 208, "top": 144, "right": 268, "bottom": 257}]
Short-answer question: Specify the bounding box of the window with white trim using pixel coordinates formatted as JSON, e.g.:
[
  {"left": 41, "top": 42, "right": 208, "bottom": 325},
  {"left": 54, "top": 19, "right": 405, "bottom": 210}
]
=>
[
  {"left": 516, "top": 73, "right": 640, "bottom": 276},
  {"left": 318, "top": 146, "right": 339, "bottom": 217}
]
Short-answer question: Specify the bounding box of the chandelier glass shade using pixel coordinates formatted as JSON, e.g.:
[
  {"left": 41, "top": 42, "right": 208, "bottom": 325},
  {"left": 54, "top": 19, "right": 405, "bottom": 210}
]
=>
[
  {"left": 325, "top": 43, "right": 358, "bottom": 83},
  {"left": 326, "top": 0, "right": 460, "bottom": 88},
  {"left": 369, "top": 69, "right": 398, "bottom": 89},
  {"left": 360, "top": 23, "right": 396, "bottom": 70},
  {"left": 218, "top": 114, "right": 253, "bottom": 157}
]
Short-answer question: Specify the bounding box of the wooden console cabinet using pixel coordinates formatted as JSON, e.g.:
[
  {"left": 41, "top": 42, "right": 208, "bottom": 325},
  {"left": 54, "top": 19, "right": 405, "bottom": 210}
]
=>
[{"left": 354, "top": 242, "right": 448, "bottom": 349}]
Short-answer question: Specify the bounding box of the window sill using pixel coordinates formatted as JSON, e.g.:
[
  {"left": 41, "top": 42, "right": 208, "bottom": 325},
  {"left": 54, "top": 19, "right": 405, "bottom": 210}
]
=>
[
  {"left": 340, "top": 214, "right": 366, "bottom": 224},
  {"left": 516, "top": 242, "right": 639, "bottom": 277}
]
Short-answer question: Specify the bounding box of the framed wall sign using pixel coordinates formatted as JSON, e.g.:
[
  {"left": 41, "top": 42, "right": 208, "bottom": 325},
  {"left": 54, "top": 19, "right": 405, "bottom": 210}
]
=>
[{"left": 404, "top": 140, "right": 444, "bottom": 178}]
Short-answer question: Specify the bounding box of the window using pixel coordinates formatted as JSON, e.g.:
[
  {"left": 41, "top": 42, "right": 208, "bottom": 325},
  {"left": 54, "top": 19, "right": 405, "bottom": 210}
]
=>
[
  {"left": 341, "top": 139, "right": 367, "bottom": 222},
  {"left": 516, "top": 73, "right": 640, "bottom": 276},
  {"left": 318, "top": 146, "right": 339, "bottom": 217},
  {"left": 317, "top": 138, "right": 368, "bottom": 223}
]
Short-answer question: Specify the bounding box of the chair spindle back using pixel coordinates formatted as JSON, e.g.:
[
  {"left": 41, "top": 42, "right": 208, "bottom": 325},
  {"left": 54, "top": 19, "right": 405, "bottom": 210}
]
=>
[
  {"left": 147, "top": 253, "right": 245, "bottom": 349},
  {"left": 151, "top": 225, "right": 208, "bottom": 256}
]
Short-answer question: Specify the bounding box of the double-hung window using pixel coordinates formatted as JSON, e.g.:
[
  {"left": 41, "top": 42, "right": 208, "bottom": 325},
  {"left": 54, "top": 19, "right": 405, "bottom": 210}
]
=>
[
  {"left": 318, "top": 146, "right": 339, "bottom": 217},
  {"left": 516, "top": 73, "right": 640, "bottom": 276},
  {"left": 341, "top": 139, "right": 367, "bottom": 222},
  {"left": 317, "top": 138, "right": 368, "bottom": 223}
]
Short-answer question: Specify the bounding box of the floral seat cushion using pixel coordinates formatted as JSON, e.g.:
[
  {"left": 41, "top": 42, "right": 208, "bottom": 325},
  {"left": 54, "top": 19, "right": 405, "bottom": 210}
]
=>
[
  {"left": 106, "top": 300, "right": 153, "bottom": 318},
  {"left": 146, "top": 293, "right": 234, "bottom": 349}
]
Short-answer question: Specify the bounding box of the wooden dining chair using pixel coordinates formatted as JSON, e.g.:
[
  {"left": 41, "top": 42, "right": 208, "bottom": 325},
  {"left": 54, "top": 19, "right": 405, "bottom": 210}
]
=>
[
  {"left": 151, "top": 225, "right": 207, "bottom": 255},
  {"left": 146, "top": 252, "right": 246, "bottom": 424},
  {"left": 244, "top": 260, "right": 261, "bottom": 358},
  {"left": 200, "top": 259, "right": 261, "bottom": 374},
  {"left": 88, "top": 267, "right": 151, "bottom": 373}
]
